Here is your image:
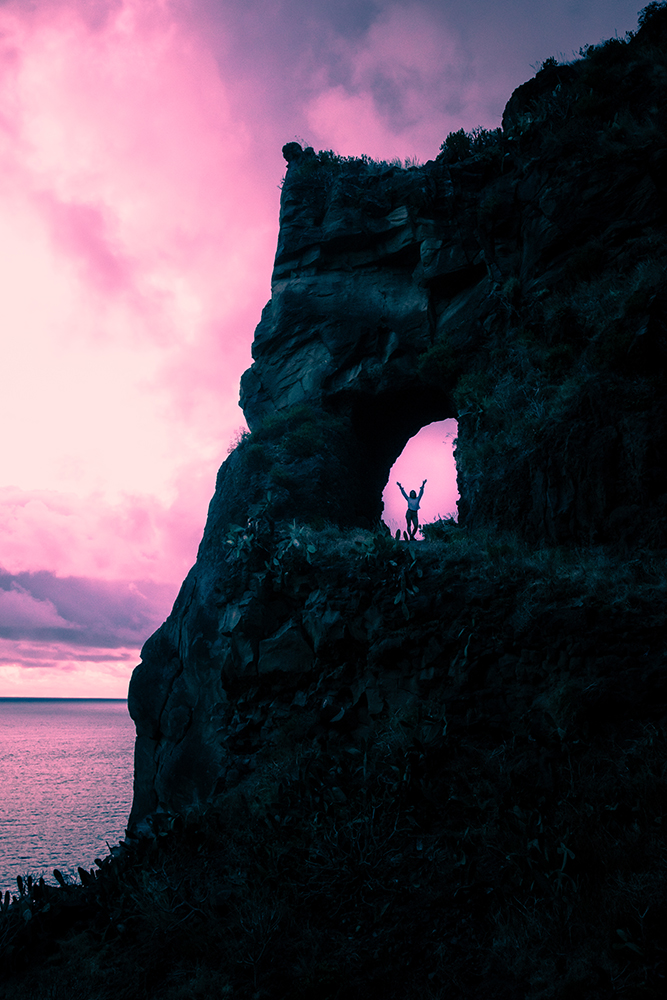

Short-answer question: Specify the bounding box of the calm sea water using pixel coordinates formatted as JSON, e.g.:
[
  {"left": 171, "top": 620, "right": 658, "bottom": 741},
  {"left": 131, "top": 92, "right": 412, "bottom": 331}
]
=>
[{"left": 0, "top": 699, "right": 135, "bottom": 895}]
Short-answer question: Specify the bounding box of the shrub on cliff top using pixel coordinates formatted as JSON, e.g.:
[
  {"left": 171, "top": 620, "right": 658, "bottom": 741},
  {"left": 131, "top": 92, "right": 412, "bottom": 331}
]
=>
[
  {"left": 437, "top": 126, "right": 503, "bottom": 163},
  {"left": 419, "top": 516, "right": 460, "bottom": 542},
  {"left": 638, "top": 0, "right": 667, "bottom": 34},
  {"left": 290, "top": 146, "right": 416, "bottom": 180}
]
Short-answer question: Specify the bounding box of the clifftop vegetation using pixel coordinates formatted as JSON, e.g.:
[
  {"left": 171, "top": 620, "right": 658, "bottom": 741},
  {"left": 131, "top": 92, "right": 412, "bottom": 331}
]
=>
[{"left": 3, "top": 526, "right": 667, "bottom": 999}]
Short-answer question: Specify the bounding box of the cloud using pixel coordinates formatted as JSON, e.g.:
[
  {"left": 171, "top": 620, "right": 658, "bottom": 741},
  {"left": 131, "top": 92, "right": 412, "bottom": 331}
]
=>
[
  {"left": 303, "top": 2, "right": 502, "bottom": 160},
  {"left": 0, "top": 649, "right": 139, "bottom": 698},
  {"left": 0, "top": 473, "right": 214, "bottom": 583},
  {"left": 39, "top": 195, "right": 134, "bottom": 296},
  {"left": 219, "top": 0, "right": 640, "bottom": 162},
  {"left": 0, "top": 568, "right": 174, "bottom": 647},
  {"left": 0, "top": 0, "right": 644, "bottom": 697},
  {"left": 0, "top": 585, "right": 77, "bottom": 637},
  {"left": 0, "top": 0, "right": 277, "bottom": 506}
]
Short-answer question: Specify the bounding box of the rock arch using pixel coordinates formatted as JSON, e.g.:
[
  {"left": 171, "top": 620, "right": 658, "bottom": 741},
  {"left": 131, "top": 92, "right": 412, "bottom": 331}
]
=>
[
  {"left": 130, "top": 39, "right": 667, "bottom": 827},
  {"left": 382, "top": 418, "right": 459, "bottom": 533},
  {"left": 232, "top": 139, "right": 667, "bottom": 545},
  {"left": 237, "top": 145, "right": 465, "bottom": 529},
  {"left": 347, "top": 385, "right": 454, "bottom": 525}
]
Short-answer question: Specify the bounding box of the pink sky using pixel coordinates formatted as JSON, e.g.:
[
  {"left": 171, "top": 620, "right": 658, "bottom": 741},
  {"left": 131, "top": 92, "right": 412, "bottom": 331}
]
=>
[
  {"left": 381, "top": 419, "right": 459, "bottom": 536},
  {"left": 0, "top": 0, "right": 643, "bottom": 696}
]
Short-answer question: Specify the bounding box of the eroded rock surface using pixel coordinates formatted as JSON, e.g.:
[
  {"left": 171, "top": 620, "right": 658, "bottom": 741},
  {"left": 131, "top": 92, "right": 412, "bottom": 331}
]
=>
[{"left": 128, "top": 26, "right": 667, "bottom": 832}]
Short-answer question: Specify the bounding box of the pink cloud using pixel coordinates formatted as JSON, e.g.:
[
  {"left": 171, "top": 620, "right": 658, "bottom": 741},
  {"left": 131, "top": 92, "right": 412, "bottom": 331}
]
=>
[
  {"left": 304, "top": 2, "right": 499, "bottom": 160},
  {"left": 0, "top": 586, "right": 77, "bottom": 633},
  {"left": 0, "top": 643, "right": 138, "bottom": 698},
  {"left": 39, "top": 195, "right": 133, "bottom": 295},
  {"left": 0, "top": 476, "right": 211, "bottom": 583},
  {"left": 0, "top": 0, "right": 642, "bottom": 697},
  {"left": 0, "top": 639, "right": 136, "bottom": 669},
  {"left": 0, "top": 567, "right": 174, "bottom": 696},
  {"left": 0, "top": 568, "right": 173, "bottom": 644},
  {"left": 0, "top": 0, "right": 279, "bottom": 697},
  {"left": 300, "top": 2, "right": 643, "bottom": 162},
  {"left": 0, "top": 0, "right": 277, "bottom": 506}
]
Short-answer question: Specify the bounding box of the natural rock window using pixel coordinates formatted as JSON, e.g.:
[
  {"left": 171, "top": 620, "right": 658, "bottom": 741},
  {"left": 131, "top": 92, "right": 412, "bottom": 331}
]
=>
[{"left": 382, "top": 418, "right": 459, "bottom": 535}]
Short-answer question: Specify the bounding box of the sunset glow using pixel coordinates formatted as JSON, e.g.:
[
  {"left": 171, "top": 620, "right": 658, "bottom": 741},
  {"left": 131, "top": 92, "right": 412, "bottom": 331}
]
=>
[{"left": 0, "top": 0, "right": 643, "bottom": 695}]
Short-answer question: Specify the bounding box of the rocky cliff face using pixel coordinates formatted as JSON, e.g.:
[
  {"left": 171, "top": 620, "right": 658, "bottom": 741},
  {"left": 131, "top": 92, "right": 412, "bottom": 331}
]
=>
[
  {"left": 239, "top": 58, "right": 667, "bottom": 544},
  {"left": 128, "top": 16, "right": 667, "bottom": 835}
]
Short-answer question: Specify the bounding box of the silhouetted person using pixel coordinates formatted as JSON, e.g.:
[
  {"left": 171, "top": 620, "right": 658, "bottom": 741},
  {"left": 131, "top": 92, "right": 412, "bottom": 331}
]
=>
[{"left": 397, "top": 480, "right": 426, "bottom": 540}]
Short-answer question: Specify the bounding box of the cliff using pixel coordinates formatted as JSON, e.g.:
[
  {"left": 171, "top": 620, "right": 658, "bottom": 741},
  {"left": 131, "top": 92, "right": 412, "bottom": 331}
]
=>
[
  {"left": 4, "top": 10, "right": 666, "bottom": 1000},
  {"left": 128, "top": 10, "right": 667, "bottom": 832}
]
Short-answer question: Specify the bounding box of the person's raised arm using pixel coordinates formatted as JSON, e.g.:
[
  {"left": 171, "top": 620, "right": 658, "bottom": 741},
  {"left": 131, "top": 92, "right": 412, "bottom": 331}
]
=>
[
  {"left": 397, "top": 482, "right": 409, "bottom": 501},
  {"left": 418, "top": 479, "right": 427, "bottom": 500}
]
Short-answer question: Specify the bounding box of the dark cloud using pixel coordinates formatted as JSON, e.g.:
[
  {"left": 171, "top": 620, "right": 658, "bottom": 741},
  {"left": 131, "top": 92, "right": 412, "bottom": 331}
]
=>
[
  {"left": 186, "top": 0, "right": 644, "bottom": 163},
  {"left": 0, "top": 569, "right": 173, "bottom": 648}
]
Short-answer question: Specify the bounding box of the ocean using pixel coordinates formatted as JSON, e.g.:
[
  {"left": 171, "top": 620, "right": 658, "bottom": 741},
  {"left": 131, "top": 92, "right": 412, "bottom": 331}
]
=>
[{"left": 0, "top": 698, "right": 135, "bottom": 896}]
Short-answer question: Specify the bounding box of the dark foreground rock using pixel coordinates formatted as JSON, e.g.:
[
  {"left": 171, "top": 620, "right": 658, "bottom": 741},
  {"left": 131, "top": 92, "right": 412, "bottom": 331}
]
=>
[{"left": 3, "top": 531, "right": 667, "bottom": 999}]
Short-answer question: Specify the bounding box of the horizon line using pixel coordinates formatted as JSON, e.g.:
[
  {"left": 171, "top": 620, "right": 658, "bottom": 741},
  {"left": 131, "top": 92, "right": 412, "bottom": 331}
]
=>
[{"left": 0, "top": 696, "right": 128, "bottom": 701}]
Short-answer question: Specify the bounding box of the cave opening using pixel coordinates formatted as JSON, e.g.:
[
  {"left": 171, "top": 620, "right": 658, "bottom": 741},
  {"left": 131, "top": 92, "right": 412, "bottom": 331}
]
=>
[
  {"left": 348, "top": 386, "right": 456, "bottom": 529},
  {"left": 381, "top": 419, "right": 459, "bottom": 536}
]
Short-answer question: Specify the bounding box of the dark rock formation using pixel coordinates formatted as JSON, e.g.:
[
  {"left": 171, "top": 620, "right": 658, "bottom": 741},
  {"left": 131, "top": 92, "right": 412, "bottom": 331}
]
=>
[
  {"left": 128, "top": 15, "right": 667, "bottom": 834},
  {"left": 5, "top": 11, "right": 667, "bottom": 1000},
  {"left": 238, "top": 67, "right": 667, "bottom": 543}
]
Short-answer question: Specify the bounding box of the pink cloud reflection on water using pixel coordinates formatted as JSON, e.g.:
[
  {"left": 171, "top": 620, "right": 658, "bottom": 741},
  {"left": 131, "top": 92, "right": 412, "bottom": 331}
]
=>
[{"left": 0, "top": 698, "right": 135, "bottom": 893}]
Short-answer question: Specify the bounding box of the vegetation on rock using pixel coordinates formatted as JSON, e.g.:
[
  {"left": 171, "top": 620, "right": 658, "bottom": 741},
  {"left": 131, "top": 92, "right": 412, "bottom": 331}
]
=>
[{"left": 3, "top": 522, "right": 667, "bottom": 997}]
